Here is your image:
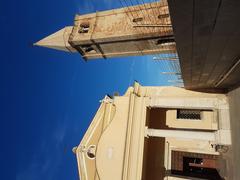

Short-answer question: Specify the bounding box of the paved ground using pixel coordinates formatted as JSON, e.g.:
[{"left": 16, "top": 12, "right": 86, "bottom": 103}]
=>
[{"left": 227, "top": 87, "right": 240, "bottom": 180}]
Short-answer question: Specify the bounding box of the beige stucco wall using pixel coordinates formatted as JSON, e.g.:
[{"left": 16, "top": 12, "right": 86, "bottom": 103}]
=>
[
  {"left": 96, "top": 96, "right": 130, "bottom": 180},
  {"left": 166, "top": 110, "right": 218, "bottom": 130},
  {"left": 75, "top": 97, "right": 116, "bottom": 180},
  {"left": 75, "top": 83, "right": 231, "bottom": 180}
]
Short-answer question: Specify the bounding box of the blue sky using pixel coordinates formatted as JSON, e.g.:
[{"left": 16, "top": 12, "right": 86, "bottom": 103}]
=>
[{"left": 1, "top": 0, "right": 179, "bottom": 179}]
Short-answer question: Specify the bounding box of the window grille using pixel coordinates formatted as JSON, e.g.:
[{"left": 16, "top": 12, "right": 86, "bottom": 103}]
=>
[{"left": 177, "top": 109, "right": 201, "bottom": 120}]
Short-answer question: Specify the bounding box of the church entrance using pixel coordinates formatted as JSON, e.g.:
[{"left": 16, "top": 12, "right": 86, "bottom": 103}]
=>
[{"left": 171, "top": 151, "right": 224, "bottom": 180}]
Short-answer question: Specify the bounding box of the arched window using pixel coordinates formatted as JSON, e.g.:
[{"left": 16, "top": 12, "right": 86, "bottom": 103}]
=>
[
  {"left": 156, "top": 36, "right": 175, "bottom": 45},
  {"left": 158, "top": 14, "right": 169, "bottom": 19},
  {"left": 78, "top": 22, "right": 90, "bottom": 33},
  {"left": 132, "top": 17, "right": 143, "bottom": 23},
  {"left": 82, "top": 45, "right": 96, "bottom": 53}
]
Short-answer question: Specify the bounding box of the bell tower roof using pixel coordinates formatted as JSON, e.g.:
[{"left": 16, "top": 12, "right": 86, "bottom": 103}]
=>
[{"left": 34, "top": 26, "right": 76, "bottom": 52}]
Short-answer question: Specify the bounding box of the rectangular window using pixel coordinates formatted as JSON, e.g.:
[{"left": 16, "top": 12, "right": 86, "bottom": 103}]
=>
[{"left": 177, "top": 109, "right": 201, "bottom": 120}]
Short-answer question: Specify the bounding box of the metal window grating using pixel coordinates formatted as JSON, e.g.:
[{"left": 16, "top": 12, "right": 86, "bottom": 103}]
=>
[{"left": 177, "top": 109, "right": 201, "bottom": 120}]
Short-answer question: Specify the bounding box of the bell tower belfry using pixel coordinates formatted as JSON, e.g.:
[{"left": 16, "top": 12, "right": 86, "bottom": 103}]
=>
[{"left": 35, "top": 0, "right": 175, "bottom": 60}]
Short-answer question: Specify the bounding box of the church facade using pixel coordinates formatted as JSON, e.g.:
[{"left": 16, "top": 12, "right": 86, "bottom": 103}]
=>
[{"left": 73, "top": 82, "right": 231, "bottom": 180}]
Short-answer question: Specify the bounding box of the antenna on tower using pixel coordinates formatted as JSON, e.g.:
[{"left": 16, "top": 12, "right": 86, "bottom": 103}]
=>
[
  {"left": 153, "top": 57, "right": 178, "bottom": 61},
  {"left": 168, "top": 80, "right": 183, "bottom": 83},
  {"left": 161, "top": 72, "right": 181, "bottom": 75}
]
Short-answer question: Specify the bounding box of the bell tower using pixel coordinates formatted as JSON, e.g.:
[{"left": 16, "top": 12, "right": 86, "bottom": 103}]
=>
[{"left": 35, "top": 0, "right": 175, "bottom": 60}]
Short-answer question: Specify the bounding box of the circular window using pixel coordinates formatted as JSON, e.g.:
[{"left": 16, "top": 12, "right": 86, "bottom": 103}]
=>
[{"left": 86, "top": 145, "right": 96, "bottom": 159}]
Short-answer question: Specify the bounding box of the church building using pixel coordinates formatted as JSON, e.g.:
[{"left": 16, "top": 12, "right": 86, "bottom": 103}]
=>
[{"left": 72, "top": 82, "right": 231, "bottom": 180}]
